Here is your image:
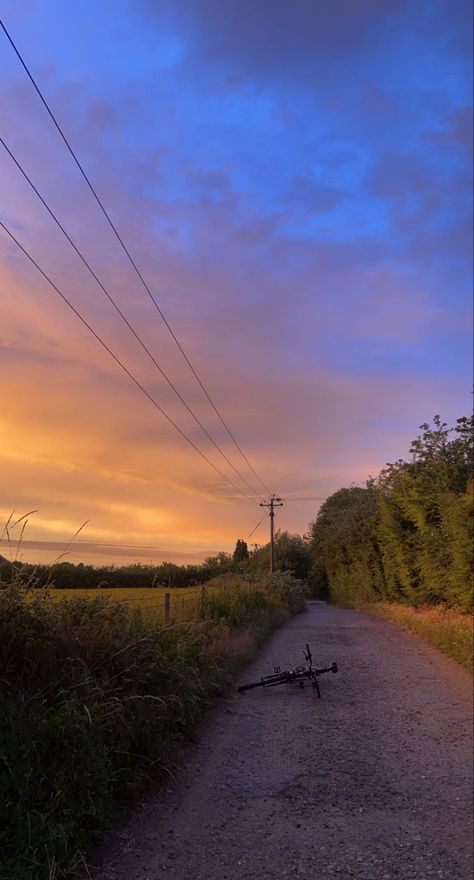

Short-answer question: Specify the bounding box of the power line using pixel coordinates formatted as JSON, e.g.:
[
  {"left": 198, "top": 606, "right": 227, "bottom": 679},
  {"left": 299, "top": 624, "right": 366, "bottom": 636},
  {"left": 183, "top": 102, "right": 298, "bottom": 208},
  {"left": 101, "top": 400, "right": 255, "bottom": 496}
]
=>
[
  {"left": 280, "top": 497, "right": 324, "bottom": 502},
  {"left": 0, "top": 135, "right": 264, "bottom": 503},
  {"left": 0, "top": 17, "right": 273, "bottom": 498},
  {"left": 248, "top": 518, "right": 263, "bottom": 539},
  {"left": 0, "top": 219, "right": 260, "bottom": 506}
]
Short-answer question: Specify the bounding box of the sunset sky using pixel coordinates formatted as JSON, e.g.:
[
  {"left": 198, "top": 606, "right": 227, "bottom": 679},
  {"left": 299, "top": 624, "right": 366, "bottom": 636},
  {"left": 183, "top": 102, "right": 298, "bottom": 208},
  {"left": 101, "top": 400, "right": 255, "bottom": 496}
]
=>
[{"left": 1, "top": 0, "right": 472, "bottom": 566}]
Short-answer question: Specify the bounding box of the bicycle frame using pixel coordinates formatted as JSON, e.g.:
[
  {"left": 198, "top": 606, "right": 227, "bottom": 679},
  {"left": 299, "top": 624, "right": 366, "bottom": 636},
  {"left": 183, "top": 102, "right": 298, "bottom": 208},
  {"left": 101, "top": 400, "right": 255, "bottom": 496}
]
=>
[{"left": 237, "top": 644, "right": 338, "bottom": 697}]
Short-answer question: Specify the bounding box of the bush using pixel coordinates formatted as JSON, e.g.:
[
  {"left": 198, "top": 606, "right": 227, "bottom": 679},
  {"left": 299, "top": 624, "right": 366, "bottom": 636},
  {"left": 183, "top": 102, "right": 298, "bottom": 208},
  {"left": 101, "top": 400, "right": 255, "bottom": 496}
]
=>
[
  {"left": 309, "top": 414, "right": 473, "bottom": 612},
  {"left": 0, "top": 572, "right": 305, "bottom": 880}
]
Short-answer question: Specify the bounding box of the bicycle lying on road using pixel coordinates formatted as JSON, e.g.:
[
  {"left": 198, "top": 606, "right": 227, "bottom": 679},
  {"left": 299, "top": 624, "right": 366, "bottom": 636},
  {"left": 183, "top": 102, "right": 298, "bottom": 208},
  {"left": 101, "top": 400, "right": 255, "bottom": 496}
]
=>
[{"left": 237, "top": 644, "right": 338, "bottom": 698}]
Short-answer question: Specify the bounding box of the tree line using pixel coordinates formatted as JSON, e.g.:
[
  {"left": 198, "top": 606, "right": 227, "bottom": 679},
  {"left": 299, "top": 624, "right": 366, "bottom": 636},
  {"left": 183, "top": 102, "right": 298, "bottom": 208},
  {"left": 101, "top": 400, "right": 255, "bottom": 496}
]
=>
[
  {"left": 0, "top": 530, "right": 312, "bottom": 590},
  {"left": 309, "top": 414, "right": 473, "bottom": 611}
]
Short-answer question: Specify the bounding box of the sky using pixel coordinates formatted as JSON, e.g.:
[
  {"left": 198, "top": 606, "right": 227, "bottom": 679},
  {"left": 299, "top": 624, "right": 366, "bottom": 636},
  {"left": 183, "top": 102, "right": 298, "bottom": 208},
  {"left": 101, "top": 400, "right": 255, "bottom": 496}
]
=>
[{"left": 0, "top": 0, "right": 472, "bottom": 566}]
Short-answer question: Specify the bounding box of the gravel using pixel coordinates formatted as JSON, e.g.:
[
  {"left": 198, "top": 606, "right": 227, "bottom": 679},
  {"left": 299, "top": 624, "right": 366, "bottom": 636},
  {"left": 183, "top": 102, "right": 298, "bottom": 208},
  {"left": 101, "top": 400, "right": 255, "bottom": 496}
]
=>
[{"left": 89, "top": 602, "right": 473, "bottom": 880}]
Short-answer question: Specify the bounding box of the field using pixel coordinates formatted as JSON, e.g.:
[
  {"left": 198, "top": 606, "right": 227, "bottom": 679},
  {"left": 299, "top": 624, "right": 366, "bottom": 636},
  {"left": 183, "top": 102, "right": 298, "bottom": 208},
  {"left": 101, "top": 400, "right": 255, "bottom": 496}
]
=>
[
  {"left": 38, "top": 575, "right": 251, "bottom": 621},
  {"left": 49, "top": 585, "right": 211, "bottom": 617}
]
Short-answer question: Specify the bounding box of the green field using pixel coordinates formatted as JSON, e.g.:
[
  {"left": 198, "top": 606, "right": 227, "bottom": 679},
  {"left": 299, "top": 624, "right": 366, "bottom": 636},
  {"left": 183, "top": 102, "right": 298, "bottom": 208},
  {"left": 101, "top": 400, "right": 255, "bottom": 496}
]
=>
[
  {"left": 50, "top": 585, "right": 205, "bottom": 614},
  {"left": 36, "top": 574, "right": 254, "bottom": 621}
]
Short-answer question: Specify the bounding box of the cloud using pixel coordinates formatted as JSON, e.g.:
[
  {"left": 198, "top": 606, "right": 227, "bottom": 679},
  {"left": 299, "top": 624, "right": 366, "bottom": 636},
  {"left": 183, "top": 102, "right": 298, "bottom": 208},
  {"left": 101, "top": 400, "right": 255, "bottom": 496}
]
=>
[
  {"left": 421, "top": 106, "right": 473, "bottom": 160},
  {"left": 141, "top": 0, "right": 412, "bottom": 81},
  {"left": 0, "top": 0, "right": 471, "bottom": 565},
  {"left": 0, "top": 539, "right": 216, "bottom": 566}
]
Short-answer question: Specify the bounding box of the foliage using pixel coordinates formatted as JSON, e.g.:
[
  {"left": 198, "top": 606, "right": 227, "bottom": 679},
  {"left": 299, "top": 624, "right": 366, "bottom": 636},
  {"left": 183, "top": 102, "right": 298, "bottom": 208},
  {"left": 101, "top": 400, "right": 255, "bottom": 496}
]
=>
[
  {"left": 376, "top": 415, "right": 473, "bottom": 610},
  {"left": 309, "top": 485, "right": 384, "bottom": 605},
  {"left": 264, "top": 569, "right": 308, "bottom": 614},
  {"left": 232, "top": 538, "right": 249, "bottom": 562},
  {"left": 0, "top": 569, "right": 305, "bottom": 880},
  {"left": 3, "top": 557, "right": 234, "bottom": 592},
  {"left": 249, "top": 530, "right": 312, "bottom": 580},
  {"left": 309, "top": 414, "right": 473, "bottom": 612}
]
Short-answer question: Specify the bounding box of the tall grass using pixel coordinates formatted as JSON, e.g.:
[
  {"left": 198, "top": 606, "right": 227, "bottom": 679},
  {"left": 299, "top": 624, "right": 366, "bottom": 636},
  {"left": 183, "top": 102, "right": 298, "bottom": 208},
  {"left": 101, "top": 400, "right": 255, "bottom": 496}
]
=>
[
  {"left": 0, "top": 570, "right": 306, "bottom": 880},
  {"left": 361, "top": 601, "right": 473, "bottom": 670},
  {"left": 28, "top": 583, "right": 223, "bottom": 621}
]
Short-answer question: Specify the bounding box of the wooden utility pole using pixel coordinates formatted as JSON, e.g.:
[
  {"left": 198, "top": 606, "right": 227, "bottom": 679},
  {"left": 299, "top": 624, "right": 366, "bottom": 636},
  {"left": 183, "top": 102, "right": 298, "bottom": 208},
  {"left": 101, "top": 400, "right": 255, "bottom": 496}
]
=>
[{"left": 259, "top": 494, "right": 283, "bottom": 574}]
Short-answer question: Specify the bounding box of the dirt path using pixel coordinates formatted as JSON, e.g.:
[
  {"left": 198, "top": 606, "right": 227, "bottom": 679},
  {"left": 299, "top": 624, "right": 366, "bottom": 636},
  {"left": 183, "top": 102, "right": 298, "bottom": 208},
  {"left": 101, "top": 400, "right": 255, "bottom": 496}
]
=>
[{"left": 90, "top": 602, "right": 473, "bottom": 880}]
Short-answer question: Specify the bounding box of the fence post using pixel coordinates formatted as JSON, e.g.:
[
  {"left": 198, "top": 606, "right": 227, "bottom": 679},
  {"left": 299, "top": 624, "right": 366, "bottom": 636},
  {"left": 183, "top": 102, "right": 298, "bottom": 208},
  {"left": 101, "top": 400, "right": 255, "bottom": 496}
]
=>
[
  {"left": 164, "top": 591, "right": 171, "bottom": 624},
  {"left": 200, "top": 585, "right": 207, "bottom": 617}
]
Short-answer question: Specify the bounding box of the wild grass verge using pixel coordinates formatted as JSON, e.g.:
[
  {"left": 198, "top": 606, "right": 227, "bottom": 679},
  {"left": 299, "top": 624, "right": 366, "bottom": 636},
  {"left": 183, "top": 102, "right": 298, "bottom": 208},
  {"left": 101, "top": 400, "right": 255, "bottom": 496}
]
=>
[
  {"left": 359, "top": 601, "right": 473, "bottom": 671},
  {"left": 0, "top": 572, "right": 306, "bottom": 880}
]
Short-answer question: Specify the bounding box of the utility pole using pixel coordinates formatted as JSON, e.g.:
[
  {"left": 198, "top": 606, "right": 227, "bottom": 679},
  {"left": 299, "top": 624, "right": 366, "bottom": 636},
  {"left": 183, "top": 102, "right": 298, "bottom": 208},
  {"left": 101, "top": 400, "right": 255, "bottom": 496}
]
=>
[{"left": 259, "top": 494, "right": 283, "bottom": 574}]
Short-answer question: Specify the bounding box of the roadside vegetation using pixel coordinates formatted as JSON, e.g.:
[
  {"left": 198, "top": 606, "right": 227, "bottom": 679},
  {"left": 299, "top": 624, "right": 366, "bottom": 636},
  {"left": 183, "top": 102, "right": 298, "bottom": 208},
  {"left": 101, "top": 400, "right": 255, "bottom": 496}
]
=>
[
  {"left": 0, "top": 567, "right": 305, "bottom": 880},
  {"left": 360, "top": 602, "right": 473, "bottom": 670},
  {"left": 309, "top": 413, "right": 473, "bottom": 668},
  {"left": 22, "top": 581, "right": 246, "bottom": 621}
]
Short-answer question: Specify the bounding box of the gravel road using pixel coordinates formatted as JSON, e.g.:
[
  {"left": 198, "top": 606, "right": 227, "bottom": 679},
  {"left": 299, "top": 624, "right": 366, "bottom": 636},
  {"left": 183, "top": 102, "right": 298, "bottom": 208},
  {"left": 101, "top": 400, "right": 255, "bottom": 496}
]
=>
[{"left": 90, "top": 602, "right": 473, "bottom": 880}]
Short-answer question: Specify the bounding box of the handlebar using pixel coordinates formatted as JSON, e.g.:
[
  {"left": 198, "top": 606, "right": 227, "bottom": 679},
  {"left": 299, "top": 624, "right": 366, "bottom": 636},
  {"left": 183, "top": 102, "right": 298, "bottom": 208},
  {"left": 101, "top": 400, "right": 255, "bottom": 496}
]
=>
[{"left": 315, "top": 660, "right": 338, "bottom": 675}]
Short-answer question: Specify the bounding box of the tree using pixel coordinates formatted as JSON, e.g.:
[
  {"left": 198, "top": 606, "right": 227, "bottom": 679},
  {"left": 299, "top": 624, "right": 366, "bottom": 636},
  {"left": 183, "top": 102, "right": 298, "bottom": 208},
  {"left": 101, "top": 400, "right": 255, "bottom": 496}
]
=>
[
  {"left": 248, "top": 531, "right": 312, "bottom": 580},
  {"left": 377, "top": 414, "right": 473, "bottom": 609},
  {"left": 233, "top": 539, "right": 249, "bottom": 562},
  {"left": 308, "top": 413, "right": 473, "bottom": 610},
  {"left": 273, "top": 531, "right": 312, "bottom": 580},
  {"left": 200, "top": 552, "right": 233, "bottom": 580},
  {"left": 309, "top": 485, "right": 384, "bottom": 604}
]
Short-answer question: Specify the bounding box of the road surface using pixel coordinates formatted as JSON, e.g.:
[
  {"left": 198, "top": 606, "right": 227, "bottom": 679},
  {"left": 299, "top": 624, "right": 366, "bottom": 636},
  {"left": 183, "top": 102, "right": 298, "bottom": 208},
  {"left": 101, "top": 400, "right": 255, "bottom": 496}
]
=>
[{"left": 90, "top": 602, "right": 473, "bottom": 880}]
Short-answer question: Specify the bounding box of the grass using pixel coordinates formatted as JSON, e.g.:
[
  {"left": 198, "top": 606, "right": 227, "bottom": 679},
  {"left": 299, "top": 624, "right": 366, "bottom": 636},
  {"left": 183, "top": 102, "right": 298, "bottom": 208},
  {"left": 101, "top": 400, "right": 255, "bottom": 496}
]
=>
[
  {"left": 0, "top": 570, "right": 306, "bottom": 880},
  {"left": 361, "top": 601, "right": 473, "bottom": 670},
  {"left": 27, "top": 575, "right": 273, "bottom": 624},
  {"left": 39, "top": 584, "right": 220, "bottom": 620}
]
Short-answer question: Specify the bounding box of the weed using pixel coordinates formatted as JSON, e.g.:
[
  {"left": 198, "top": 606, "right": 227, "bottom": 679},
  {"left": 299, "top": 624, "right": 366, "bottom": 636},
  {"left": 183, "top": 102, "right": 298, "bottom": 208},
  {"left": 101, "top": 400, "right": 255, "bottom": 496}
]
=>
[
  {"left": 361, "top": 601, "right": 473, "bottom": 670},
  {"left": 0, "top": 564, "right": 306, "bottom": 879}
]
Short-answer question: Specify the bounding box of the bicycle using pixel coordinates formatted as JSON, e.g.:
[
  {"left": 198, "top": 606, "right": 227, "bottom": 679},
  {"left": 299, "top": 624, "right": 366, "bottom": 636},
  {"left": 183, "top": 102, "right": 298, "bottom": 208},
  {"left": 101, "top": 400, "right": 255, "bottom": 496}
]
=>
[{"left": 237, "top": 644, "right": 338, "bottom": 698}]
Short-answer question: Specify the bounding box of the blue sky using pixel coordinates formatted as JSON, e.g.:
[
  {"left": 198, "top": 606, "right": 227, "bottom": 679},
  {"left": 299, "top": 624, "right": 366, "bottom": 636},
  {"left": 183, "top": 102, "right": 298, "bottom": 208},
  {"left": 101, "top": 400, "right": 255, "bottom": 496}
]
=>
[{"left": 0, "top": 0, "right": 472, "bottom": 563}]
